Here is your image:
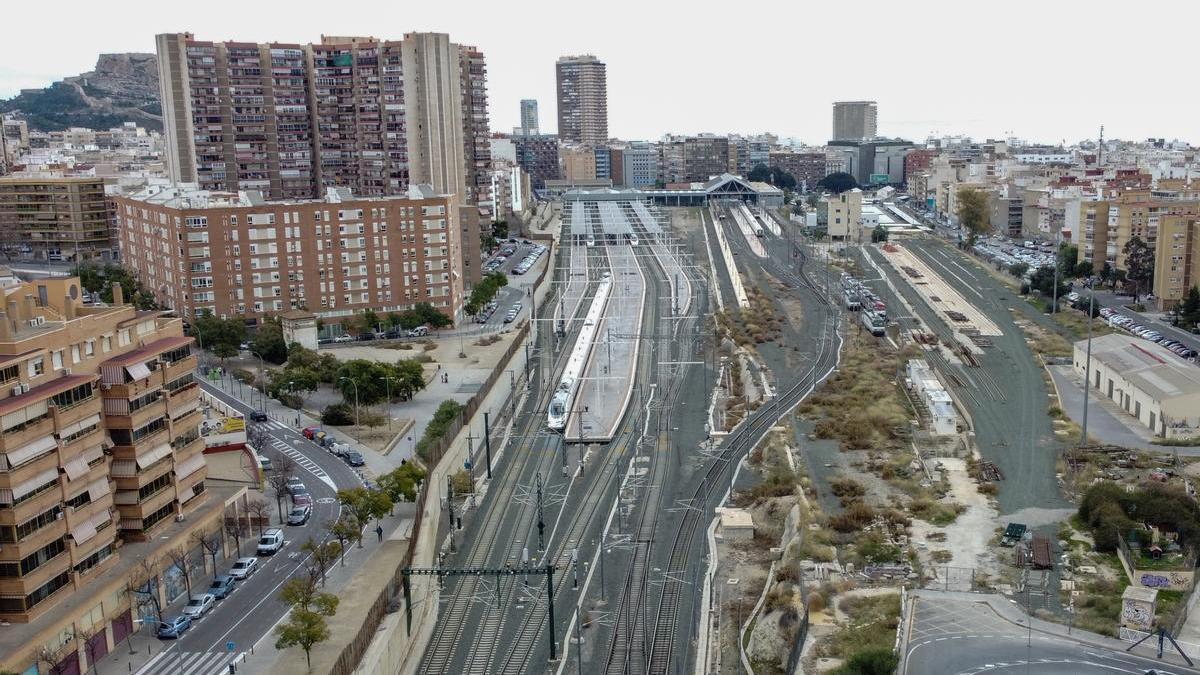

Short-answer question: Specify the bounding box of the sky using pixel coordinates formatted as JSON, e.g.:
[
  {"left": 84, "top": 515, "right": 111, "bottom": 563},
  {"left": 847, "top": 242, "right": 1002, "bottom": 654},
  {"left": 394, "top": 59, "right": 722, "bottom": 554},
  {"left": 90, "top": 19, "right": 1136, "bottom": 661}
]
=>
[{"left": 3, "top": 0, "right": 1197, "bottom": 146}]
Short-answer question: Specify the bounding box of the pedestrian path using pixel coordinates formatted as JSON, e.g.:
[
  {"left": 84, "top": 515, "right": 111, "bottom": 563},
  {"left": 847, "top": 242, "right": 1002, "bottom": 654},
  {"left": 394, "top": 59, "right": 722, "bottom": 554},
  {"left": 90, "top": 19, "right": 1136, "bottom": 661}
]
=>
[{"left": 137, "top": 649, "right": 244, "bottom": 675}]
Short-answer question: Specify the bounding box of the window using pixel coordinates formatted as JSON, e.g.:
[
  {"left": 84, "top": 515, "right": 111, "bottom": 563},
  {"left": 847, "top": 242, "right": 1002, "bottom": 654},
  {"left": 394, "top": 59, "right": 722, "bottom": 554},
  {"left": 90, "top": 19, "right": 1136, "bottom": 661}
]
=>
[
  {"left": 51, "top": 382, "right": 94, "bottom": 411},
  {"left": 29, "top": 357, "right": 44, "bottom": 377},
  {"left": 138, "top": 471, "right": 173, "bottom": 502},
  {"left": 102, "top": 336, "right": 112, "bottom": 353},
  {"left": 84, "top": 340, "right": 95, "bottom": 357},
  {"left": 75, "top": 544, "right": 114, "bottom": 576},
  {"left": 16, "top": 506, "right": 63, "bottom": 541}
]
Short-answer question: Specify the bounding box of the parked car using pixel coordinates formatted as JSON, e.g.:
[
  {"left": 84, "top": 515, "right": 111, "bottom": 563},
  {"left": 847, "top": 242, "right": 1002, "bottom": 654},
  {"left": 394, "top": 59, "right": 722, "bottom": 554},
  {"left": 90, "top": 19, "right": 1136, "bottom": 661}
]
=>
[
  {"left": 334, "top": 334, "right": 353, "bottom": 343},
  {"left": 408, "top": 326, "right": 429, "bottom": 337},
  {"left": 229, "top": 557, "right": 258, "bottom": 580},
  {"left": 343, "top": 450, "right": 365, "bottom": 467},
  {"left": 302, "top": 426, "right": 321, "bottom": 440},
  {"left": 157, "top": 615, "right": 192, "bottom": 639},
  {"left": 207, "top": 575, "right": 236, "bottom": 599},
  {"left": 287, "top": 505, "right": 312, "bottom": 526},
  {"left": 256, "top": 528, "right": 285, "bottom": 555},
  {"left": 290, "top": 485, "right": 312, "bottom": 507},
  {"left": 286, "top": 477, "right": 304, "bottom": 490},
  {"left": 250, "top": 410, "right": 268, "bottom": 422},
  {"left": 358, "top": 332, "right": 375, "bottom": 341},
  {"left": 181, "top": 594, "right": 215, "bottom": 619},
  {"left": 258, "top": 456, "right": 273, "bottom": 472}
]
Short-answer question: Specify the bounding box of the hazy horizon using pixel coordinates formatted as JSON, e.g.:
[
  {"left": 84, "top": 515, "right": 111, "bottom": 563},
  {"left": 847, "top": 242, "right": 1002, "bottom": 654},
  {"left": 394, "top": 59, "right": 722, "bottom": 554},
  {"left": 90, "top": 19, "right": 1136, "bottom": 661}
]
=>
[{"left": 3, "top": 0, "right": 1197, "bottom": 147}]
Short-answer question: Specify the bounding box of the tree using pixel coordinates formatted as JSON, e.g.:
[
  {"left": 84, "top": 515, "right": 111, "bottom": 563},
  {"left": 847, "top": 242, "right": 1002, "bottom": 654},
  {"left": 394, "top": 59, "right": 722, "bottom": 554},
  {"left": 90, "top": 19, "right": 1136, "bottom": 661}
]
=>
[
  {"left": 870, "top": 225, "right": 888, "bottom": 243},
  {"left": 275, "top": 608, "right": 331, "bottom": 669},
  {"left": 1029, "top": 265, "right": 1069, "bottom": 304},
  {"left": 212, "top": 342, "right": 238, "bottom": 365},
  {"left": 321, "top": 402, "right": 355, "bottom": 426},
  {"left": 250, "top": 316, "right": 288, "bottom": 364},
  {"left": 1177, "top": 285, "right": 1200, "bottom": 329},
  {"left": 224, "top": 510, "right": 248, "bottom": 557},
  {"left": 1008, "top": 262, "right": 1030, "bottom": 279},
  {"left": 301, "top": 538, "right": 341, "bottom": 587},
  {"left": 191, "top": 527, "right": 223, "bottom": 574},
  {"left": 768, "top": 167, "right": 797, "bottom": 191},
  {"left": 164, "top": 546, "right": 197, "bottom": 597},
  {"left": 268, "top": 366, "right": 319, "bottom": 408},
  {"left": 336, "top": 488, "right": 392, "bottom": 547},
  {"left": 123, "top": 558, "right": 164, "bottom": 626},
  {"left": 264, "top": 453, "right": 297, "bottom": 523},
  {"left": 1099, "top": 261, "right": 1115, "bottom": 289},
  {"left": 817, "top": 172, "right": 858, "bottom": 194},
  {"left": 491, "top": 220, "right": 509, "bottom": 240},
  {"left": 465, "top": 272, "right": 509, "bottom": 316},
  {"left": 356, "top": 309, "right": 381, "bottom": 336},
  {"left": 414, "top": 302, "right": 452, "bottom": 329},
  {"left": 377, "top": 462, "right": 426, "bottom": 506},
  {"left": 1122, "top": 235, "right": 1154, "bottom": 302},
  {"left": 955, "top": 188, "right": 990, "bottom": 244},
  {"left": 747, "top": 164, "right": 771, "bottom": 182},
  {"left": 192, "top": 310, "right": 246, "bottom": 351},
  {"left": 327, "top": 516, "right": 360, "bottom": 566},
  {"left": 246, "top": 498, "right": 272, "bottom": 534},
  {"left": 77, "top": 625, "right": 101, "bottom": 675}
]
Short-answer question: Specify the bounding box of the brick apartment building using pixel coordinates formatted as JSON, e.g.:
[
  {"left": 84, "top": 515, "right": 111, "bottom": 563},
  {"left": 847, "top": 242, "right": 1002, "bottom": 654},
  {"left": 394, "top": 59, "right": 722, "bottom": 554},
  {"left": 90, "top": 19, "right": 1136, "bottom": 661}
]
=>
[
  {"left": 114, "top": 183, "right": 463, "bottom": 324},
  {"left": 768, "top": 150, "right": 828, "bottom": 191},
  {"left": 156, "top": 32, "right": 490, "bottom": 284},
  {"left": 0, "top": 276, "right": 252, "bottom": 675},
  {"left": 0, "top": 176, "right": 115, "bottom": 261}
]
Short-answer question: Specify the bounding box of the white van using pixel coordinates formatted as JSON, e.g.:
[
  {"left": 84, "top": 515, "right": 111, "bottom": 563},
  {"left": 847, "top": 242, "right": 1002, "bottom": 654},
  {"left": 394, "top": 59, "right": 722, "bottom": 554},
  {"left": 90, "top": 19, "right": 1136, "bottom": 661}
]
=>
[
  {"left": 256, "top": 528, "right": 285, "bottom": 555},
  {"left": 408, "top": 326, "right": 429, "bottom": 337}
]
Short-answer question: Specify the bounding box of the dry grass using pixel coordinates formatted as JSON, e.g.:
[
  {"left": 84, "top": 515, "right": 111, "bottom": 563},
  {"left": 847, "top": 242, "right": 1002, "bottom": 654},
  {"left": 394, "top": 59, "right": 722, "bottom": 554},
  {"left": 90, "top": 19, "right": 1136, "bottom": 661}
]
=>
[{"left": 799, "top": 332, "right": 913, "bottom": 450}]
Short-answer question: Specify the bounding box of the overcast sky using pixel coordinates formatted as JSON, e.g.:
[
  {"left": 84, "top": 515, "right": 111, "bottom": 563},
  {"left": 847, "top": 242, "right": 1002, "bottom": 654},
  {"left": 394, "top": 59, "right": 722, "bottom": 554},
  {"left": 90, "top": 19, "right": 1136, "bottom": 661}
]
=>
[{"left": 3, "top": 0, "right": 1195, "bottom": 146}]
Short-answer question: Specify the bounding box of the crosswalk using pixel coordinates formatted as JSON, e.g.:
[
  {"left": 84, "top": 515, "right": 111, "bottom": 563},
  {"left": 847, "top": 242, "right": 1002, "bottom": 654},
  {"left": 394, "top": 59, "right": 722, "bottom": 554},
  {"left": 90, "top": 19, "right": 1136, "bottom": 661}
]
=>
[
  {"left": 269, "top": 439, "right": 336, "bottom": 489},
  {"left": 258, "top": 419, "right": 287, "bottom": 431},
  {"left": 138, "top": 650, "right": 243, "bottom": 675}
]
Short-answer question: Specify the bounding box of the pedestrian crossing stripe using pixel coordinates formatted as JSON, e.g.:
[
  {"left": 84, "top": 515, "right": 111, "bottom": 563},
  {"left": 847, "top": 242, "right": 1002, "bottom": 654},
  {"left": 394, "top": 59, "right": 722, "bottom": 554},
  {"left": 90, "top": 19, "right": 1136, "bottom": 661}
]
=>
[
  {"left": 268, "top": 440, "right": 337, "bottom": 490},
  {"left": 138, "top": 650, "right": 241, "bottom": 675}
]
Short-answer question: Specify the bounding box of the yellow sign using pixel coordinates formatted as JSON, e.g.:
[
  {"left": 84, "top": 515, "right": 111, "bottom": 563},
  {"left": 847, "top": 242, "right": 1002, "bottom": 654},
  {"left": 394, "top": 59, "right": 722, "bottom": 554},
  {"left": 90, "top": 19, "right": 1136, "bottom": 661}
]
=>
[{"left": 222, "top": 417, "right": 246, "bottom": 433}]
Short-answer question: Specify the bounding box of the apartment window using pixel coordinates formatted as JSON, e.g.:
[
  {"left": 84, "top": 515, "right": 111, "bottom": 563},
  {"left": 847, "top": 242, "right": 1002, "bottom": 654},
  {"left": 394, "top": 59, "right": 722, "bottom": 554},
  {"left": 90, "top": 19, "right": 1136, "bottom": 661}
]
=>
[
  {"left": 141, "top": 501, "right": 175, "bottom": 533},
  {"left": 84, "top": 340, "right": 95, "bottom": 357},
  {"left": 51, "top": 382, "right": 94, "bottom": 411},
  {"left": 15, "top": 506, "right": 63, "bottom": 541},
  {"left": 65, "top": 490, "right": 91, "bottom": 510},
  {"left": 102, "top": 336, "right": 112, "bottom": 352},
  {"left": 138, "top": 471, "right": 173, "bottom": 502},
  {"left": 29, "top": 357, "right": 44, "bottom": 378},
  {"left": 74, "top": 544, "right": 114, "bottom": 576},
  {"left": 0, "top": 364, "right": 18, "bottom": 384}
]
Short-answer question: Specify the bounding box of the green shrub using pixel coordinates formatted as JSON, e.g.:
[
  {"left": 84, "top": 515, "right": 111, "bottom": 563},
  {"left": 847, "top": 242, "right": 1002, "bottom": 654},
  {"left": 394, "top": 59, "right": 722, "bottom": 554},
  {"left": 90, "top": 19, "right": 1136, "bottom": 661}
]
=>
[
  {"left": 834, "top": 647, "right": 899, "bottom": 675},
  {"left": 321, "top": 402, "right": 354, "bottom": 426}
]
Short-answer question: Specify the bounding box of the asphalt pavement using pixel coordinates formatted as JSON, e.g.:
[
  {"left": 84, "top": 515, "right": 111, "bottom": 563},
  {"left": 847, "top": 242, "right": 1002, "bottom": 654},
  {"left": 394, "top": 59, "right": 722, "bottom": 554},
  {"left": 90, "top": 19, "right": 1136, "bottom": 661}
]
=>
[{"left": 905, "top": 592, "right": 1198, "bottom": 674}]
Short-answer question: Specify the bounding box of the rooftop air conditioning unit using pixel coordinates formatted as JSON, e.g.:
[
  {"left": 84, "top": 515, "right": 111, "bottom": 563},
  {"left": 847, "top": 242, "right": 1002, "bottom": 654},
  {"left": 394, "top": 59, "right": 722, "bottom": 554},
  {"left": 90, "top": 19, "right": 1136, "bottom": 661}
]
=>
[{"left": 11, "top": 386, "right": 21, "bottom": 397}]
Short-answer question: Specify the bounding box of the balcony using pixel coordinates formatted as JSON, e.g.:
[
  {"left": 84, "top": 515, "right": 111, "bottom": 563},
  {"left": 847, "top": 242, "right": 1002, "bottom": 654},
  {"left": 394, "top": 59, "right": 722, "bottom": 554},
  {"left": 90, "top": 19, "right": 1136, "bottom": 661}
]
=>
[
  {"left": 0, "top": 449, "right": 60, "bottom": 496},
  {"left": 0, "top": 516, "right": 67, "bottom": 563},
  {"left": 105, "top": 396, "right": 167, "bottom": 433},
  {"left": 0, "top": 416, "right": 55, "bottom": 455},
  {"left": 0, "top": 545, "right": 70, "bottom": 599}
]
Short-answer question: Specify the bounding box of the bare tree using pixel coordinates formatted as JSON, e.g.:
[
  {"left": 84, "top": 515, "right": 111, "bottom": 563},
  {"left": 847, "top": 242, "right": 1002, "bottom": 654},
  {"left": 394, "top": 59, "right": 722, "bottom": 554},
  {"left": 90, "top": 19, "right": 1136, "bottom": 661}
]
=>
[
  {"left": 164, "top": 546, "right": 197, "bottom": 597},
  {"left": 77, "top": 625, "right": 101, "bottom": 675},
  {"left": 327, "top": 516, "right": 358, "bottom": 567},
  {"left": 301, "top": 537, "right": 341, "bottom": 587},
  {"left": 122, "top": 558, "right": 164, "bottom": 630},
  {"left": 192, "top": 526, "right": 224, "bottom": 575},
  {"left": 246, "top": 497, "right": 272, "bottom": 534},
  {"left": 224, "top": 509, "right": 248, "bottom": 558},
  {"left": 36, "top": 635, "right": 76, "bottom": 675},
  {"left": 264, "top": 452, "right": 297, "bottom": 523}
]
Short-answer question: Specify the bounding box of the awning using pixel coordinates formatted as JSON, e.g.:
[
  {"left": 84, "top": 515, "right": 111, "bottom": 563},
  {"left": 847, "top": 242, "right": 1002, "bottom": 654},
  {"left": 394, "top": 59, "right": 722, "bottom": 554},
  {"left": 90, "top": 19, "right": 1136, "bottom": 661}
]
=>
[
  {"left": 2, "top": 434, "right": 57, "bottom": 470},
  {"left": 12, "top": 468, "right": 58, "bottom": 500},
  {"left": 80, "top": 444, "right": 104, "bottom": 465},
  {"left": 71, "top": 512, "right": 109, "bottom": 545},
  {"left": 170, "top": 398, "right": 200, "bottom": 419},
  {"left": 58, "top": 413, "right": 101, "bottom": 438},
  {"left": 62, "top": 455, "right": 90, "bottom": 481},
  {"left": 110, "top": 460, "right": 136, "bottom": 477},
  {"left": 87, "top": 478, "right": 110, "bottom": 499},
  {"left": 125, "top": 362, "right": 152, "bottom": 381},
  {"left": 135, "top": 443, "right": 172, "bottom": 470},
  {"left": 174, "top": 453, "right": 206, "bottom": 480}
]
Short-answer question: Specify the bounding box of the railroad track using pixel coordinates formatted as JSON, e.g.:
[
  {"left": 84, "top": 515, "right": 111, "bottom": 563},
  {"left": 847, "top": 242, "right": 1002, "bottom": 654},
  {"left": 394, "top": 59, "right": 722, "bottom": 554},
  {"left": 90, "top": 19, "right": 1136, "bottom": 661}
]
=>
[
  {"left": 642, "top": 212, "right": 842, "bottom": 674},
  {"left": 420, "top": 244, "right": 606, "bottom": 674}
]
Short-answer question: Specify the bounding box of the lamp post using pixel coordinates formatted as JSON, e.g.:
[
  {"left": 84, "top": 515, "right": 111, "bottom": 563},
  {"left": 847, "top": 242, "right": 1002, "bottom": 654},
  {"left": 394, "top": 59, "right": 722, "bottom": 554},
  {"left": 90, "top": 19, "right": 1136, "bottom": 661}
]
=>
[
  {"left": 379, "top": 376, "right": 395, "bottom": 430},
  {"left": 250, "top": 350, "right": 266, "bottom": 413},
  {"left": 339, "top": 377, "right": 360, "bottom": 428}
]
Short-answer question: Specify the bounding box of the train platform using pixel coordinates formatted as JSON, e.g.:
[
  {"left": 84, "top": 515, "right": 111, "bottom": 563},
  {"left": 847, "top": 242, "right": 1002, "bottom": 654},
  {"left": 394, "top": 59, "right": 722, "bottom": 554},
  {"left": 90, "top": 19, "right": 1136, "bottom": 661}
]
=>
[
  {"left": 569, "top": 244, "right": 645, "bottom": 442},
  {"left": 650, "top": 241, "right": 692, "bottom": 318},
  {"left": 556, "top": 242, "right": 590, "bottom": 334}
]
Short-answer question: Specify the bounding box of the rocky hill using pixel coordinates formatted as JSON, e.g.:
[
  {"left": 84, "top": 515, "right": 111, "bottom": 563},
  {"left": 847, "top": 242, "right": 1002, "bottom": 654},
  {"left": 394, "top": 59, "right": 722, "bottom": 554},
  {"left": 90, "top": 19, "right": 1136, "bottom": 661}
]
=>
[{"left": 0, "top": 53, "right": 162, "bottom": 131}]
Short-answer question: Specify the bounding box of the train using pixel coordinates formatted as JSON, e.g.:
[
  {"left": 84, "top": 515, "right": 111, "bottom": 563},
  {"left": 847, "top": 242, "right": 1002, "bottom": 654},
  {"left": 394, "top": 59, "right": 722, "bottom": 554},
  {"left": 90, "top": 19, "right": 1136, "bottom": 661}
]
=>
[
  {"left": 861, "top": 309, "right": 887, "bottom": 336},
  {"left": 547, "top": 273, "right": 613, "bottom": 430}
]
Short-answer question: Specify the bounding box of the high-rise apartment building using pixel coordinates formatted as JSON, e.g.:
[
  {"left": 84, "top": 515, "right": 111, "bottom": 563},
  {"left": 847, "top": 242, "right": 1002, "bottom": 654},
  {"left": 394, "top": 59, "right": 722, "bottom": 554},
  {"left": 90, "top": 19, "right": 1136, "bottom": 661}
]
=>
[
  {"left": 114, "top": 183, "right": 462, "bottom": 324},
  {"left": 1154, "top": 213, "right": 1200, "bottom": 311},
  {"left": 1069, "top": 189, "right": 1200, "bottom": 273},
  {"left": 520, "top": 99, "right": 539, "bottom": 135},
  {"left": 832, "top": 101, "right": 878, "bottom": 141},
  {"left": 155, "top": 32, "right": 491, "bottom": 284},
  {"left": 512, "top": 134, "right": 560, "bottom": 189},
  {"left": 555, "top": 55, "right": 608, "bottom": 145},
  {"left": 0, "top": 176, "right": 115, "bottom": 261},
  {"left": 682, "top": 136, "right": 730, "bottom": 183}
]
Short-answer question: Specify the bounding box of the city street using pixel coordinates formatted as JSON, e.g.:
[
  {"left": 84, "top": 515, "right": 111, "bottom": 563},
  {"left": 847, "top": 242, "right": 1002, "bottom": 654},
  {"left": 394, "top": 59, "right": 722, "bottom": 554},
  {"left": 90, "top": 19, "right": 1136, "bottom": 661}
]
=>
[{"left": 96, "top": 382, "right": 370, "bottom": 675}]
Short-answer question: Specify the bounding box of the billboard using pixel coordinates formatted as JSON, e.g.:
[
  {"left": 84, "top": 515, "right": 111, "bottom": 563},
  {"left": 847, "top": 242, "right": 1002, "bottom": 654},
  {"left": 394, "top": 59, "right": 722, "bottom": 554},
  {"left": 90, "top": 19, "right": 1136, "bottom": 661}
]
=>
[{"left": 869, "top": 173, "right": 890, "bottom": 185}]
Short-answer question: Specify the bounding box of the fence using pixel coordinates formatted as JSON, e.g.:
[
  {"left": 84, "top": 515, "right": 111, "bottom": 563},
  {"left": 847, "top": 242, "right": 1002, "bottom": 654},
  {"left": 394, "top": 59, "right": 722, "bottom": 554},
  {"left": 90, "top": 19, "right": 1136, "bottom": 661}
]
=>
[
  {"left": 325, "top": 236, "right": 558, "bottom": 675},
  {"left": 784, "top": 606, "right": 811, "bottom": 675}
]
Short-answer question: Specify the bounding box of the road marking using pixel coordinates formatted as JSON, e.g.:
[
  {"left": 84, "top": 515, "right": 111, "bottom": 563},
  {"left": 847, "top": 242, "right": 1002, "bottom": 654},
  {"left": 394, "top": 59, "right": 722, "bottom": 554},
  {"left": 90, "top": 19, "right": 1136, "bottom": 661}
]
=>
[{"left": 269, "top": 440, "right": 336, "bottom": 490}]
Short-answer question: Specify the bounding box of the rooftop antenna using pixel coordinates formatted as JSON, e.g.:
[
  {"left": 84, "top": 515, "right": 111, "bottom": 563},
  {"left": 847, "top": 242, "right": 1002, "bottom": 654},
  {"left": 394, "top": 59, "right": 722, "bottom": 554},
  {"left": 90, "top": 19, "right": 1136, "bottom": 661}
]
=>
[{"left": 1097, "top": 124, "right": 1104, "bottom": 166}]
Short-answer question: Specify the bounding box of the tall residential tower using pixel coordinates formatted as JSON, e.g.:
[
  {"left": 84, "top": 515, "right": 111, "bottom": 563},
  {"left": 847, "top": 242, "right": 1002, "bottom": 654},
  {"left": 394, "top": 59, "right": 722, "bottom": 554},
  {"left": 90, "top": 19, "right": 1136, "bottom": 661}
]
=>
[
  {"left": 519, "top": 99, "right": 539, "bottom": 135},
  {"left": 832, "top": 101, "right": 878, "bottom": 141},
  {"left": 155, "top": 31, "right": 492, "bottom": 282},
  {"left": 555, "top": 55, "right": 608, "bottom": 145}
]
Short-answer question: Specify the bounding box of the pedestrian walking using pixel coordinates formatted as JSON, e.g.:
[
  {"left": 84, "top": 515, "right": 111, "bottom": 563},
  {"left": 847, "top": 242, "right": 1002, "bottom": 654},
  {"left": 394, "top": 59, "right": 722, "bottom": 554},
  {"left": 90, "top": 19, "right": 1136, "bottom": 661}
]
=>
[{"left": 376, "top": 524, "right": 384, "bottom": 542}]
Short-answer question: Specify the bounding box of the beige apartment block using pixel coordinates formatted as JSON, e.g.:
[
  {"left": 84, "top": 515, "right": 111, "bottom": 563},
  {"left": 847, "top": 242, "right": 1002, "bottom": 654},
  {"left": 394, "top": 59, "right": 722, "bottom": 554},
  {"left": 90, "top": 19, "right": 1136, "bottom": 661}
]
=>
[
  {"left": 1154, "top": 213, "right": 1200, "bottom": 311},
  {"left": 827, "top": 189, "right": 863, "bottom": 240},
  {"left": 0, "top": 176, "right": 114, "bottom": 260},
  {"left": 114, "top": 184, "right": 463, "bottom": 325}
]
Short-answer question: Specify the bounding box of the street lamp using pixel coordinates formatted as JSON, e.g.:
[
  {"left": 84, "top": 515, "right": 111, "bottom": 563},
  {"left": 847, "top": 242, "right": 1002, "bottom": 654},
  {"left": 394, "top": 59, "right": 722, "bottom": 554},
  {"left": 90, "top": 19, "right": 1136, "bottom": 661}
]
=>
[
  {"left": 249, "top": 350, "right": 266, "bottom": 414},
  {"left": 378, "top": 376, "right": 395, "bottom": 430},
  {"left": 339, "top": 377, "right": 360, "bottom": 428}
]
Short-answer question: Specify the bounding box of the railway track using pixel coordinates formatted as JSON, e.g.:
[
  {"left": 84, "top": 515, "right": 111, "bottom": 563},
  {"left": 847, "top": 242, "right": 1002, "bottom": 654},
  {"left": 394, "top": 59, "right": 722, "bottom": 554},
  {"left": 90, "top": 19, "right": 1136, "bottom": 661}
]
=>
[
  {"left": 420, "top": 244, "right": 607, "bottom": 674},
  {"left": 641, "top": 208, "right": 842, "bottom": 674}
]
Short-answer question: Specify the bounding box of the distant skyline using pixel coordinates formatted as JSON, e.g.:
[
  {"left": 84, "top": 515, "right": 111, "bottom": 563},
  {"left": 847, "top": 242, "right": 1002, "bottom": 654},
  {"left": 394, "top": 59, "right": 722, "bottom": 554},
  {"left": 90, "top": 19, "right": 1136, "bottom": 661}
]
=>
[{"left": 3, "top": 0, "right": 1198, "bottom": 146}]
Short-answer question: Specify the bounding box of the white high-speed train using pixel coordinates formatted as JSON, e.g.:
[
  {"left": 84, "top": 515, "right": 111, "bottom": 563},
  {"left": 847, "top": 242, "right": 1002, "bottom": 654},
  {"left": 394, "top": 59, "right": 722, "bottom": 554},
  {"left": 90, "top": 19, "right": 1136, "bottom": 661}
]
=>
[{"left": 547, "top": 273, "right": 612, "bottom": 430}]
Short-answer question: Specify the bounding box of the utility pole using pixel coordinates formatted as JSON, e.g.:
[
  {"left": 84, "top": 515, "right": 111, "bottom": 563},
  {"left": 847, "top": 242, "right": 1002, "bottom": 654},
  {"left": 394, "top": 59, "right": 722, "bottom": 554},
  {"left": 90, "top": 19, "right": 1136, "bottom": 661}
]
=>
[
  {"left": 1080, "top": 288, "right": 1095, "bottom": 446},
  {"left": 482, "top": 411, "right": 493, "bottom": 479},
  {"left": 535, "top": 471, "right": 546, "bottom": 551},
  {"left": 466, "top": 429, "right": 476, "bottom": 484}
]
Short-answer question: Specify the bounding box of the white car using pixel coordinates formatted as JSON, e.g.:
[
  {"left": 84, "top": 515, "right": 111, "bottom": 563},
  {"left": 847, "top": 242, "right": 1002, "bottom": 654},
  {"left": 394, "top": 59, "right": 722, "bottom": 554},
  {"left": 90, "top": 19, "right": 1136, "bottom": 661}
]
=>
[
  {"left": 333, "top": 334, "right": 353, "bottom": 343},
  {"left": 181, "top": 594, "right": 215, "bottom": 619},
  {"left": 229, "top": 557, "right": 258, "bottom": 580}
]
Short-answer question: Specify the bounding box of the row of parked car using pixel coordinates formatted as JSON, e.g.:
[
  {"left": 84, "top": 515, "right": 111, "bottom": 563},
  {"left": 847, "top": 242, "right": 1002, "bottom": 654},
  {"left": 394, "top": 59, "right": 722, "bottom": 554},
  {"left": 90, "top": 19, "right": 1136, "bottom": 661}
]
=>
[
  {"left": 157, "top": 527, "right": 286, "bottom": 638},
  {"left": 301, "top": 426, "right": 365, "bottom": 466},
  {"left": 1099, "top": 307, "right": 1199, "bottom": 361},
  {"left": 972, "top": 236, "right": 1057, "bottom": 271},
  {"left": 475, "top": 299, "right": 501, "bottom": 324},
  {"left": 329, "top": 324, "right": 429, "bottom": 343},
  {"left": 511, "top": 244, "right": 547, "bottom": 276}
]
